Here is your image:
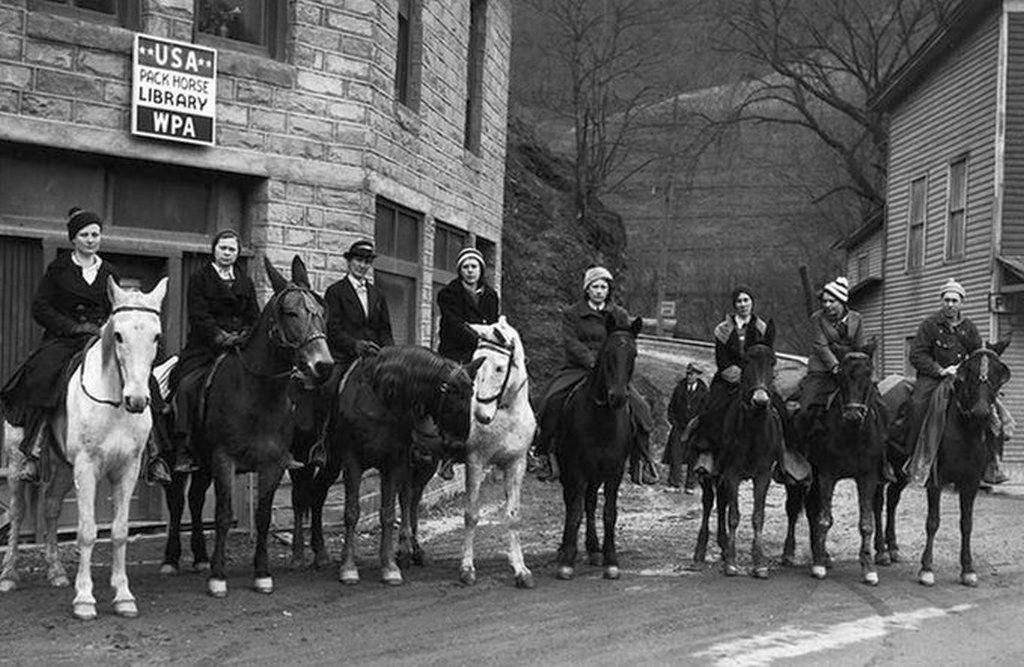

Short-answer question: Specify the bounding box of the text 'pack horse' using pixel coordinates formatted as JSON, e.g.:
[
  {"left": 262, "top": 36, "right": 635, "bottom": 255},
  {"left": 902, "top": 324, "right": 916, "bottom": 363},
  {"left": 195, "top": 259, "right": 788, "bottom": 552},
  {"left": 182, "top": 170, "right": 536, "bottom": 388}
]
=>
[
  {"left": 2, "top": 277, "right": 168, "bottom": 620},
  {"left": 290, "top": 345, "right": 480, "bottom": 586},
  {"left": 783, "top": 343, "right": 887, "bottom": 585},
  {"left": 718, "top": 338, "right": 784, "bottom": 579},
  {"left": 161, "top": 256, "right": 332, "bottom": 598},
  {"left": 556, "top": 314, "right": 643, "bottom": 581},
  {"left": 459, "top": 316, "right": 536, "bottom": 588}
]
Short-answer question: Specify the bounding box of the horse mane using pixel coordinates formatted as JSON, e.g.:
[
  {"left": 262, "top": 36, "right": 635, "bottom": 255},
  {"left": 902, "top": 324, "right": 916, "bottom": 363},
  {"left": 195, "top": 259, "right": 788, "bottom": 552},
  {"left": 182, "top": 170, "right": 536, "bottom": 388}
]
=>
[{"left": 366, "top": 346, "right": 460, "bottom": 413}]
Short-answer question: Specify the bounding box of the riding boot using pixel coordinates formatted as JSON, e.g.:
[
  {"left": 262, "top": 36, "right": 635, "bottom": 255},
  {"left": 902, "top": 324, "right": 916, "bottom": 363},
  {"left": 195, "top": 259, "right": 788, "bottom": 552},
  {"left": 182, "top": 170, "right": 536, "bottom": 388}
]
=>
[
  {"left": 16, "top": 418, "right": 48, "bottom": 483},
  {"left": 682, "top": 461, "right": 697, "bottom": 495},
  {"left": 628, "top": 431, "right": 659, "bottom": 485},
  {"left": 982, "top": 457, "right": 1010, "bottom": 486},
  {"left": 173, "top": 434, "right": 199, "bottom": 474},
  {"left": 144, "top": 406, "right": 173, "bottom": 485}
]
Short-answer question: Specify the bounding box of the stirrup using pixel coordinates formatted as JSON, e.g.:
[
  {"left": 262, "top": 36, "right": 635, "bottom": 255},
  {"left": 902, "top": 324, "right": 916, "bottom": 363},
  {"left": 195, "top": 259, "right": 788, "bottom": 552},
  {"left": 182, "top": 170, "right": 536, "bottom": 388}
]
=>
[
  {"left": 16, "top": 457, "right": 40, "bottom": 483},
  {"left": 146, "top": 458, "right": 173, "bottom": 486}
]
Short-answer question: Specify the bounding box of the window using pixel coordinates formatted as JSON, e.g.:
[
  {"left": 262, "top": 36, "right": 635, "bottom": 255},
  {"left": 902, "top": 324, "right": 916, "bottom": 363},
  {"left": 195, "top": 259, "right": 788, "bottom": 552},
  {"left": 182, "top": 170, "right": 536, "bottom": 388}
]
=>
[
  {"left": 906, "top": 176, "right": 927, "bottom": 270},
  {"left": 374, "top": 198, "right": 422, "bottom": 345},
  {"left": 195, "top": 0, "right": 286, "bottom": 58},
  {"left": 904, "top": 336, "right": 915, "bottom": 377},
  {"left": 945, "top": 157, "right": 968, "bottom": 261},
  {"left": 463, "top": 0, "right": 487, "bottom": 153},
  {"left": 33, "top": 0, "right": 138, "bottom": 27},
  {"left": 394, "top": 0, "right": 422, "bottom": 109},
  {"left": 433, "top": 223, "right": 469, "bottom": 273},
  {"left": 857, "top": 254, "right": 869, "bottom": 283}
]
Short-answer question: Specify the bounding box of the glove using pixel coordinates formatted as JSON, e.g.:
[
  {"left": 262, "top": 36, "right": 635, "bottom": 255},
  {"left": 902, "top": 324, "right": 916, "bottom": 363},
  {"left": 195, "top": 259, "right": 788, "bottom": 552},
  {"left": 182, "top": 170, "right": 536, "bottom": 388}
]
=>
[
  {"left": 70, "top": 322, "right": 100, "bottom": 336},
  {"left": 721, "top": 365, "right": 742, "bottom": 384},
  {"left": 354, "top": 340, "right": 381, "bottom": 357},
  {"left": 213, "top": 329, "right": 242, "bottom": 349}
]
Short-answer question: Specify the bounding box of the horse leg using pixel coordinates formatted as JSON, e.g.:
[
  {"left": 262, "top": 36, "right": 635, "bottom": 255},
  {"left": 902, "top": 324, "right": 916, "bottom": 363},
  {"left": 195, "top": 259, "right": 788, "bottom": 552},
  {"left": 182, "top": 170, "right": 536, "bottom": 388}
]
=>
[
  {"left": 857, "top": 475, "right": 879, "bottom": 586},
  {"left": 160, "top": 472, "right": 186, "bottom": 575},
  {"left": 71, "top": 460, "right": 99, "bottom": 620},
  {"left": 459, "top": 457, "right": 486, "bottom": 586},
  {"left": 338, "top": 463, "right": 362, "bottom": 585},
  {"left": 749, "top": 474, "right": 771, "bottom": 579},
  {"left": 781, "top": 483, "right": 804, "bottom": 567},
  {"left": 584, "top": 481, "right": 601, "bottom": 566},
  {"left": 872, "top": 481, "right": 890, "bottom": 566},
  {"left": 252, "top": 464, "right": 285, "bottom": 594},
  {"left": 715, "top": 478, "right": 728, "bottom": 560},
  {"left": 309, "top": 462, "right": 338, "bottom": 569},
  {"left": 692, "top": 477, "right": 715, "bottom": 564},
  {"left": 0, "top": 425, "right": 26, "bottom": 592},
  {"left": 189, "top": 468, "right": 212, "bottom": 571},
  {"left": 886, "top": 479, "right": 907, "bottom": 563},
  {"left": 602, "top": 475, "right": 622, "bottom": 580},
  {"left": 722, "top": 478, "right": 741, "bottom": 577},
  {"left": 504, "top": 455, "right": 534, "bottom": 589},
  {"left": 43, "top": 464, "right": 74, "bottom": 588},
  {"left": 379, "top": 465, "right": 403, "bottom": 585},
  {"left": 289, "top": 467, "right": 311, "bottom": 568},
  {"left": 109, "top": 457, "right": 142, "bottom": 617},
  {"left": 207, "top": 454, "right": 235, "bottom": 598},
  {"left": 959, "top": 485, "right": 980, "bottom": 587},
  {"left": 401, "top": 463, "right": 432, "bottom": 567},
  {"left": 919, "top": 485, "right": 941, "bottom": 586},
  {"left": 811, "top": 475, "right": 836, "bottom": 579},
  {"left": 557, "top": 476, "right": 585, "bottom": 580}
]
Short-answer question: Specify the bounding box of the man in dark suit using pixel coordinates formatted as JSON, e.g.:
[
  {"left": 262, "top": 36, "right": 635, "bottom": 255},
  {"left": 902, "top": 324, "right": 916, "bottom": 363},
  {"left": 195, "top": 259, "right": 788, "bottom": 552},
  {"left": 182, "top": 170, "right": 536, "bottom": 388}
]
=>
[
  {"left": 661, "top": 362, "right": 709, "bottom": 491},
  {"left": 324, "top": 240, "right": 395, "bottom": 370}
]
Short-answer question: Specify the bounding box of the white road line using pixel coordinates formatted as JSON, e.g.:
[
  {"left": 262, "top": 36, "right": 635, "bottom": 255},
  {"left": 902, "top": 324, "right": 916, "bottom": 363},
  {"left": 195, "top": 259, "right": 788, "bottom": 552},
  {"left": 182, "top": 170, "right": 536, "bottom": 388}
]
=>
[{"left": 692, "top": 604, "right": 975, "bottom": 666}]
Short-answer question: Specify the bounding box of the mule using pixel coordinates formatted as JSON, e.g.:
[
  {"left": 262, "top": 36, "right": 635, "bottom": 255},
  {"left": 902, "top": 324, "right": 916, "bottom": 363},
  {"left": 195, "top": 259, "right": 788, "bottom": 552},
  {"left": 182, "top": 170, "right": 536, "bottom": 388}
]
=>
[
  {"left": 458, "top": 316, "right": 536, "bottom": 588},
  {"left": 717, "top": 342, "right": 784, "bottom": 578},
  {"left": 1, "top": 277, "right": 168, "bottom": 620},
  {"left": 555, "top": 315, "right": 643, "bottom": 581},
  {"left": 160, "top": 256, "right": 332, "bottom": 598},
  {"left": 290, "top": 346, "right": 480, "bottom": 585},
  {"left": 872, "top": 374, "right": 914, "bottom": 567}
]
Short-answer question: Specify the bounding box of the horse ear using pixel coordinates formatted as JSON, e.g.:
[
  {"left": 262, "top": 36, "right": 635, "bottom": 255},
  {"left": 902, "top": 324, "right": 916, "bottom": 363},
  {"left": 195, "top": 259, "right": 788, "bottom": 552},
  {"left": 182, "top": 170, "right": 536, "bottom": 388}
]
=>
[
  {"left": 763, "top": 318, "right": 776, "bottom": 348},
  {"left": 291, "top": 255, "right": 311, "bottom": 288},
  {"left": 106, "top": 274, "right": 126, "bottom": 304},
  {"left": 147, "top": 276, "right": 169, "bottom": 307},
  {"left": 630, "top": 316, "right": 643, "bottom": 337},
  {"left": 464, "top": 356, "right": 485, "bottom": 380},
  {"left": 264, "top": 256, "right": 288, "bottom": 293},
  {"left": 863, "top": 337, "right": 878, "bottom": 361},
  {"left": 989, "top": 336, "right": 1011, "bottom": 356}
]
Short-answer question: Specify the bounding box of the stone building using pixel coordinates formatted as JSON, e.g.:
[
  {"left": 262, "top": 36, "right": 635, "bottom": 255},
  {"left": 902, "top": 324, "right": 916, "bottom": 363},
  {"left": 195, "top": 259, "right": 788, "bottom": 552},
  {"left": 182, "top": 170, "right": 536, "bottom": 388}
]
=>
[{"left": 0, "top": 0, "right": 511, "bottom": 526}]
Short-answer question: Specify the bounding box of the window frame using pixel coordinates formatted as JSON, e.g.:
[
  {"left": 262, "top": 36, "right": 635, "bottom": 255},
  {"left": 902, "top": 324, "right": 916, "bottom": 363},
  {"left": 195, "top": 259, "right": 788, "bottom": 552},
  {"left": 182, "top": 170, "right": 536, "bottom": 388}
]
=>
[
  {"left": 374, "top": 197, "right": 424, "bottom": 345},
  {"left": 463, "top": 0, "right": 487, "bottom": 154},
  {"left": 944, "top": 156, "right": 968, "bottom": 262},
  {"left": 906, "top": 175, "right": 928, "bottom": 272},
  {"left": 30, "top": 0, "right": 139, "bottom": 28},
  {"left": 193, "top": 0, "right": 287, "bottom": 60},
  {"left": 394, "top": 0, "right": 423, "bottom": 111}
]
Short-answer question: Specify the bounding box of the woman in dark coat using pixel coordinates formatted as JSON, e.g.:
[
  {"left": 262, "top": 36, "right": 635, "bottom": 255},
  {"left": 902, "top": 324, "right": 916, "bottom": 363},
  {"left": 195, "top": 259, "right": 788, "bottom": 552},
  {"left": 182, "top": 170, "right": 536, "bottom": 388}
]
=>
[
  {"left": 532, "top": 266, "right": 658, "bottom": 484},
  {"left": 1, "top": 208, "right": 120, "bottom": 482}
]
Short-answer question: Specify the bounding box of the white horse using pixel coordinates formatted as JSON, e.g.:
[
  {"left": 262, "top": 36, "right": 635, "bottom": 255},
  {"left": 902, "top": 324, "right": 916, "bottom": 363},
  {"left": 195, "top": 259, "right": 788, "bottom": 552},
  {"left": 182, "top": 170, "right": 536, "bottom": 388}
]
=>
[
  {"left": 1, "top": 276, "right": 167, "bottom": 620},
  {"left": 459, "top": 316, "right": 536, "bottom": 588}
]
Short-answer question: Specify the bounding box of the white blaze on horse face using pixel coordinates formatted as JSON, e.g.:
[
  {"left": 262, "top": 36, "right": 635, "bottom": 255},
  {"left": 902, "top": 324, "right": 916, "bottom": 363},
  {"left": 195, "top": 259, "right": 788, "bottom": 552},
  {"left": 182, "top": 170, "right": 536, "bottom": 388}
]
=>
[{"left": 108, "top": 277, "right": 166, "bottom": 413}]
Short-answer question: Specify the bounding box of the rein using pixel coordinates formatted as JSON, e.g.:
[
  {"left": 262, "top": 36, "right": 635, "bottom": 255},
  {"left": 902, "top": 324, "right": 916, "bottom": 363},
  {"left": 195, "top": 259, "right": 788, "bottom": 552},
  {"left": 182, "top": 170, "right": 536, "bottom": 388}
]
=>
[
  {"left": 473, "top": 339, "right": 515, "bottom": 406},
  {"left": 79, "top": 305, "right": 163, "bottom": 408}
]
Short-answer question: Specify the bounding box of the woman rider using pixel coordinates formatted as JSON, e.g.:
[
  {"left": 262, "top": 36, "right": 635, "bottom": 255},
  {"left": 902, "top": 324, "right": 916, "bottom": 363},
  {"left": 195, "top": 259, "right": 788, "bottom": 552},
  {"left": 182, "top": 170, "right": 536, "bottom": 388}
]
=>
[
  {"left": 435, "top": 246, "right": 500, "bottom": 479},
  {"left": 165, "top": 229, "right": 264, "bottom": 471},
  {"left": 1, "top": 207, "right": 165, "bottom": 483},
  {"left": 532, "top": 266, "right": 658, "bottom": 484}
]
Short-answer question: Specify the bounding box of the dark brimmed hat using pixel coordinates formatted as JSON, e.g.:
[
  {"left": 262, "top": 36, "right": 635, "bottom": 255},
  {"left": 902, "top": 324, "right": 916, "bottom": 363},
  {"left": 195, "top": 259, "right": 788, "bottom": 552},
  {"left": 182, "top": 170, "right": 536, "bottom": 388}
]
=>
[
  {"left": 685, "top": 362, "right": 703, "bottom": 375},
  {"left": 344, "top": 240, "right": 376, "bottom": 260},
  {"left": 67, "top": 207, "right": 102, "bottom": 241}
]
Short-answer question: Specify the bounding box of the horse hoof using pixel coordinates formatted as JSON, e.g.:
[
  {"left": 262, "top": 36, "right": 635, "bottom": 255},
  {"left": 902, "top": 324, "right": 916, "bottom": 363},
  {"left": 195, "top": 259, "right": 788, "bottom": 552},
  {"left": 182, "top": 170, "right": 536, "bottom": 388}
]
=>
[
  {"left": 889, "top": 550, "right": 901, "bottom": 564},
  {"left": 412, "top": 551, "right": 428, "bottom": 567},
  {"left": 0, "top": 579, "right": 18, "bottom": 593},
  {"left": 114, "top": 600, "right": 138, "bottom": 618},
  {"left": 339, "top": 568, "right": 360, "bottom": 586},
  {"left": 752, "top": 567, "right": 770, "bottom": 580},
  {"left": 159, "top": 564, "right": 178, "bottom": 576},
  {"left": 961, "top": 572, "right": 979, "bottom": 587},
  {"left": 918, "top": 570, "right": 935, "bottom": 587},
  {"left": 556, "top": 566, "right": 574, "bottom": 580},
  {"left": 208, "top": 579, "right": 228, "bottom": 598},
  {"left": 459, "top": 567, "right": 477, "bottom": 586},
  {"left": 875, "top": 552, "right": 892, "bottom": 567},
  {"left": 723, "top": 564, "right": 740, "bottom": 577},
  {"left": 692, "top": 552, "right": 707, "bottom": 565},
  {"left": 382, "top": 569, "right": 403, "bottom": 586},
  {"left": 604, "top": 566, "right": 620, "bottom": 580},
  {"left": 73, "top": 603, "right": 97, "bottom": 621},
  {"left": 50, "top": 574, "right": 70, "bottom": 588},
  {"left": 193, "top": 561, "right": 211, "bottom": 573},
  {"left": 588, "top": 553, "right": 602, "bottom": 567},
  {"left": 515, "top": 572, "right": 535, "bottom": 589},
  {"left": 810, "top": 565, "right": 827, "bottom": 580},
  {"left": 253, "top": 577, "right": 274, "bottom": 594},
  {"left": 781, "top": 555, "right": 795, "bottom": 568},
  {"left": 863, "top": 571, "right": 879, "bottom": 586}
]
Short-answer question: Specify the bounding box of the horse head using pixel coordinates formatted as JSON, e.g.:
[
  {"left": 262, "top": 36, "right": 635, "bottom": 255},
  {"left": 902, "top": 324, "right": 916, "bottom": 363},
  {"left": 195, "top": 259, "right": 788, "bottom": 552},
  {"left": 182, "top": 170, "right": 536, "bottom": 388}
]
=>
[
  {"left": 595, "top": 315, "right": 642, "bottom": 409},
  {"left": 838, "top": 339, "right": 878, "bottom": 423},
  {"left": 955, "top": 340, "right": 1011, "bottom": 423},
  {"left": 435, "top": 355, "right": 483, "bottom": 441},
  {"left": 468, "top": 315, "right": 525, "bottom": 425},
  {"left": 264, "top": 256, "right": 334, "bottom": 387},
  {"left": 740, "top": 343, "right": 776, "bottom": 410},
  {"left": 104, "top": 276, "right": 168, "bottom": 413}
]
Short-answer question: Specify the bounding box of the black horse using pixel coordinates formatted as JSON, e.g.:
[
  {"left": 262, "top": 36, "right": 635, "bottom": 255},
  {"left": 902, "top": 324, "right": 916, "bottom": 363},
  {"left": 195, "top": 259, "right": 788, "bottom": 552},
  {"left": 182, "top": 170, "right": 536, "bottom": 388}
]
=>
[
  {"left": 877, "top": 343, "right": 1010, "bottom": 587},
  {"left": 783, "top": 344, "right": 887, "bottom": 585},
  {"left": 290, "top": 346, "right": 481, "bottom": 585},
  {"left": 160, "top": 256, "right": 332, "bottom": 598},
  {"left": 555, "top": 315, "right": 643, "bottom": 581}
]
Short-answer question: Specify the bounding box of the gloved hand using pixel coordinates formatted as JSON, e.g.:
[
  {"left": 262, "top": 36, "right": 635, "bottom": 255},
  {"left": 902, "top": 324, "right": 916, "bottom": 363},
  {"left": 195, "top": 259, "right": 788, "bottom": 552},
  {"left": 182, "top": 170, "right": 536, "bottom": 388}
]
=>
[
  {"left": 721, "top": 365, "right": 742, "bottom": 384},
  {"left": 71, "top": 322, "right": 100, "bottom": 336},
  {"left": 354, "top": 340, "right": 381, "bottom": 357},
  {"left": 940, "top": 365, "right": 958, "bottom": 378},
  {"left": 213, "top": 329, "right": 241, "bottom": 349}
]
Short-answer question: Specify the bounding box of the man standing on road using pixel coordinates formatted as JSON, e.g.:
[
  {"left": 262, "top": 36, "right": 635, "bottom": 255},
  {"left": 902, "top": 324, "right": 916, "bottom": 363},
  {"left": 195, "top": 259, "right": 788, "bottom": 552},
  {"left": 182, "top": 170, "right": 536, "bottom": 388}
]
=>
[{"left": 662, "top": 362, "right": 708, "bottom": 492}]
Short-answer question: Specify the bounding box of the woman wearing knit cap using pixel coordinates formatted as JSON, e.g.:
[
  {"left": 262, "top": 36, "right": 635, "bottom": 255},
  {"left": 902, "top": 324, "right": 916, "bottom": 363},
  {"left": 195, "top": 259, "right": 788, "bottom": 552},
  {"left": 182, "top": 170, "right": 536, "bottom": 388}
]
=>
[
  {"left": 0, "top": 207, "right": 123, "bottom": 483},
  {"left": 800, "top": 278, "right": 865, "bottom": 416},
  {"left": 532, "top": 266, "right": 659, "bottom": 485},
  {"left": 434, "top": 246, "right": 500, "bottom": 479}
]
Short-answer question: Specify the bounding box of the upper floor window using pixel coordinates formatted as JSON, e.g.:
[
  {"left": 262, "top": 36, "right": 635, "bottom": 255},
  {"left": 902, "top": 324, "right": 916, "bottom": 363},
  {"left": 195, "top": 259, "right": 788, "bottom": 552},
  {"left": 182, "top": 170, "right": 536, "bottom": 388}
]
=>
[
  {"left": 945, "top": 157, "right": 968, "bottom": 261},
  {"left": 195, "top": 0, "right": 286, "bottom": 59},
  {"left": 856, "top": 253, "right": 869, "bottom": 283},
  {"left": 433, "top": 223, "right": 469, "bottom": 274},
  {"left": 463, "top": 0, "right": 487, "bottom": 154},
  {"left": 34, "top": 0, "right": 138, "bottom": 27},
  {"left": 395, "top": 0, "right": 422, "bottom": 110},
  {"left": 906, "top": 176, "right": 927, "bottom": 271}
]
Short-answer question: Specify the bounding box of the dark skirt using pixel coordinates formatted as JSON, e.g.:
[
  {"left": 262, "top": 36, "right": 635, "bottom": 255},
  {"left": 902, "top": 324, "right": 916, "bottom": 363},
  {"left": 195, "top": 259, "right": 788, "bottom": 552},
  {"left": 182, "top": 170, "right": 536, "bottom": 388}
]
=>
[{"left": 1, "top": 335, "right": 91, "bottom": 418}]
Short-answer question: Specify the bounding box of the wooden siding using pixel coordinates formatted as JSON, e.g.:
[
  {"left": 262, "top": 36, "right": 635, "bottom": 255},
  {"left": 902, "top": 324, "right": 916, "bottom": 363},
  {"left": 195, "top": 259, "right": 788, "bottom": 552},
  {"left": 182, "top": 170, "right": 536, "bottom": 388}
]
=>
[
  {"left": 883, "top": 12, "right": 1000, "bottom": 378},
  {"left": 846, "top": 231, "right": 885, "bottom": 362}
]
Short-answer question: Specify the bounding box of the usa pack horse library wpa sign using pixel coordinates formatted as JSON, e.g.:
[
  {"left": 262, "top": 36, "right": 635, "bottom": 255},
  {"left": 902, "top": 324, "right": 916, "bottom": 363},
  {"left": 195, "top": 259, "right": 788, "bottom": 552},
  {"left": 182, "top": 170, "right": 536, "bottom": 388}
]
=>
[{"left": 131, "top": 34, "right": 217, "bottom": 146}]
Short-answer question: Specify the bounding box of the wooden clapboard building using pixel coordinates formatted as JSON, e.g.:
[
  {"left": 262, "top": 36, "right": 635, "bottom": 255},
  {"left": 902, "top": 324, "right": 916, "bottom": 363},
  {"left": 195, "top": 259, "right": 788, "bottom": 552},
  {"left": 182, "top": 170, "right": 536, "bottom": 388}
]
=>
[{"left": 0, "top": 0, "right": 511, "bottom": 530}]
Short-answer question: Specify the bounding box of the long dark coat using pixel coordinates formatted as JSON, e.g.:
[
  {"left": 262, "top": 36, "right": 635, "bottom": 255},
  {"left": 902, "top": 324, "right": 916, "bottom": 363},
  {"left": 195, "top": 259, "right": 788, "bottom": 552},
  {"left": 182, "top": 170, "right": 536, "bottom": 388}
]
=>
[
  {"left": 325, "top": 275, "right": 394, "bottom": 370},
  {"left": 662, "top": 377, "right": 709, "bottom": 465},
  {"left": 437, "top": 278, "right": 499, "bottom": 364},
  {"left": 1, "top": 252, "right": 119, "bottom": 414}
]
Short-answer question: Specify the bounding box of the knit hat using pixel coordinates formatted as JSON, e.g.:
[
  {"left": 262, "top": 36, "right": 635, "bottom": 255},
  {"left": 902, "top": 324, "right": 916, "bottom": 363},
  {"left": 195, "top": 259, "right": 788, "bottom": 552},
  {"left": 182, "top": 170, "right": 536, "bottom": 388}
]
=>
[
  {"left": 940, "top": 278, "right": 966, "bottom": 300},
  {"left": 583, "top": 266, "right": 613, "bottom": 292},
  {"left": 456, "top": 247, "right": 485, "bottom": 271},
  {"left": 343, "top": 240, "right": 376, "bottom": 260},
  {"left": 66, "top": 207, "right": 102, "bottom": 241},
  {"left": 730, "top": 285, "right": 755, "bottom": 305},
  {"left": 823, "top": 276, "right": 850, "bottom": 304}
]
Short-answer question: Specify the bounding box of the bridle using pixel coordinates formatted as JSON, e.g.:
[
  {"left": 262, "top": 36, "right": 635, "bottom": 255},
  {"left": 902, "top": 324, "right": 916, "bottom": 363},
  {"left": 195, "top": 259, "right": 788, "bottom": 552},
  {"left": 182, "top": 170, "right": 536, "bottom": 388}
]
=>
[
  {"left": 473, "top": 338, "right": 515, "bottom": 406},
  {"left": 839, "top": 351, "right": 873, "bottom": 423},
  {"left": 79, "top": 305, "right": 162, "bottom": 408},
  {"left": 266, "top": 286, "right": 327, "bottom": 351},
  {"left": 953, "top": 349, "right": 1006, "bottom": 421}
]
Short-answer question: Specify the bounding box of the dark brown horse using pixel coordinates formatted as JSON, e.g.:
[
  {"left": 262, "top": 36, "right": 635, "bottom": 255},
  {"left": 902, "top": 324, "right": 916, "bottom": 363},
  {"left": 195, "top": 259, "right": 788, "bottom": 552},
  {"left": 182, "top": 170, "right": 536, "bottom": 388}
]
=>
[
  {"left": 161, "top": 256, "right": 332, "bottom": 598},
  {"left": 291, "top": 346, "right": 481, "bottom": 585},
  {"left": 783, "top": 344, "right": 887, "bottom": 585},
  {"left": 718, "top": 341, "right": 784, "bottom": 578},
  {"left": 555, "top": 315, "right": 643, "bottom": 581}
]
